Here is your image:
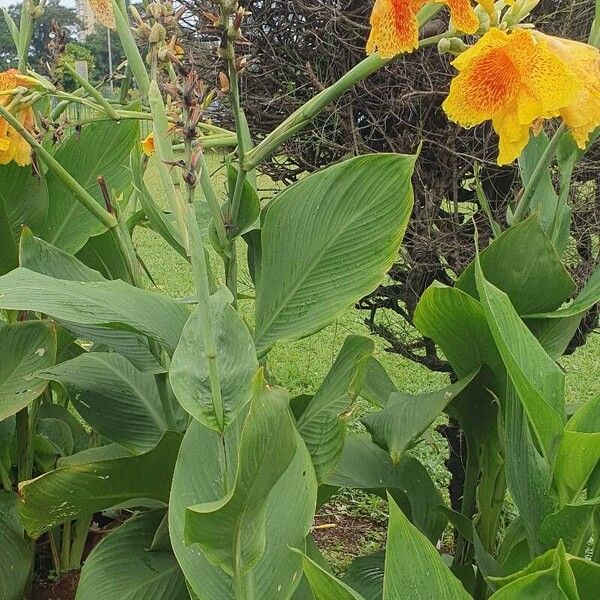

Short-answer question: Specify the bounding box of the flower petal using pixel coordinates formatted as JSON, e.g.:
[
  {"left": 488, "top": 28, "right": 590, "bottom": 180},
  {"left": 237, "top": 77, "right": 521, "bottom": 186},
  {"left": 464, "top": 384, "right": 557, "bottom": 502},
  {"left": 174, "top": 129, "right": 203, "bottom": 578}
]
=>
[{"left": 89, "top": 0, "right": 117, "bottom": 30}]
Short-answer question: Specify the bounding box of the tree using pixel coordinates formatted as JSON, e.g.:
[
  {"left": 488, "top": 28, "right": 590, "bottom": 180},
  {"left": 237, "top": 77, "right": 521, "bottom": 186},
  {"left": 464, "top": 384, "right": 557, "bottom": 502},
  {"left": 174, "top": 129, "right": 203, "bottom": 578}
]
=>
[{"left": 0, "top": 0, "right": 80, "bottom": 69}]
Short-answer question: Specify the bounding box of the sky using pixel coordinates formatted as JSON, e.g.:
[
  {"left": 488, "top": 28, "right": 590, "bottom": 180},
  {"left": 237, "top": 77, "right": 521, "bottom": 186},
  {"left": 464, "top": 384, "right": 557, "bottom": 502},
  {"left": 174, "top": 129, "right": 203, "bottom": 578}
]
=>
[{"left": 0, "top": 0, "right": 75, "bottom": 6}]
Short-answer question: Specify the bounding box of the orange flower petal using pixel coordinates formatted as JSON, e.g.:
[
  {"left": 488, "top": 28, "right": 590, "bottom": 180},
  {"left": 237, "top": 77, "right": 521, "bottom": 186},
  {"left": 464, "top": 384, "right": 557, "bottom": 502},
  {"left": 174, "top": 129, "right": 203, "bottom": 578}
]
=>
[
  {"left": 444, "top": 0, "right": 479, "bottom": 35},
  {"left": 535, "top": 33, "right": 600, "bottom": 149},
  {"left": 366, "top": 0, "right": 426, "bottom": 57},
  {"left": 89, "top": 0, "right": 116, "bottom": 30},
  {"left": 141, "top": 132, "right": 155, "bottom": 157},
  {"left": 443, "top": 28, "right": 580, "bottom": 165}
]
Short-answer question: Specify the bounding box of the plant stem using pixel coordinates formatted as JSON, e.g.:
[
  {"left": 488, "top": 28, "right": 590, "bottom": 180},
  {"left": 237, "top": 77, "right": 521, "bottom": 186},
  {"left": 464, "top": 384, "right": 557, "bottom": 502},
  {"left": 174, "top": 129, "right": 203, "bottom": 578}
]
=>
[
  {"left": 60, "top": 61, "right": 120, "bottom": 120},
  {"left": 511, "top": 124, "right": 567, "bottom": 223},
  {"left": 241, "top": 33, "right": 446, "bottom": 171},
  {"left": 197, "top": 150, "right": 228, "bottom": 248},
  {"left": 185, "top": 204, "right": 225, "bottom": 431},
  {"left": 60, "top": 520, "right": 71, "bottom": 572},
  {"left": 16, "top": 408, "right": 31, "bottom": 482},
  {"left": 69, "top": 515, "right": 92, "bottom": 570},
  {"left": 0, "top": 461, "right": 11, "bottom": 490}
]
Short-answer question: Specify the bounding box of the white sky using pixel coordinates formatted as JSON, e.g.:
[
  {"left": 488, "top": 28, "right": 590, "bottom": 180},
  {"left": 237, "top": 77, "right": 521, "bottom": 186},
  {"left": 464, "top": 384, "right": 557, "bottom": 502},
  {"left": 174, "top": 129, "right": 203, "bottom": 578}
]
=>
[{"left": 0, "top": 0, "right": 76, "bottom": 6}]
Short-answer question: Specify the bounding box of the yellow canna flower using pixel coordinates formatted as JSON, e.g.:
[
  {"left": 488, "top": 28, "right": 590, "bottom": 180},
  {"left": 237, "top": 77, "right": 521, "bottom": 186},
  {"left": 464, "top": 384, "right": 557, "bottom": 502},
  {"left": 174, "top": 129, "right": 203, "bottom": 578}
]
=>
[
  {"left": 366, "top": 0, "right": 496, "bottom": 58},
  {"left": 534, "top": 33, "right": 600, "bottom": 150},
  {"left": 442, "top": 28, "right": 580, "bottom": 165},
  {"left": 89, "top": 0, "right": 116, "bottom": 30},
  {"left": 141, "top": 132, "right": 155, "bottom": 157},
  {"left": 0, "top": 69, "right": 37, "bottom": 166}
]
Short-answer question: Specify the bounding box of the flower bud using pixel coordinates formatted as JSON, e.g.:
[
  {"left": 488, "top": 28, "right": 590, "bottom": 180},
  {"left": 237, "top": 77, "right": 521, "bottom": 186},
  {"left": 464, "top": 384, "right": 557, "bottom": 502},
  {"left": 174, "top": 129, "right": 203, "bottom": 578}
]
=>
[{"left": 149, "top": 22, "right": 167, "bottom": 44}]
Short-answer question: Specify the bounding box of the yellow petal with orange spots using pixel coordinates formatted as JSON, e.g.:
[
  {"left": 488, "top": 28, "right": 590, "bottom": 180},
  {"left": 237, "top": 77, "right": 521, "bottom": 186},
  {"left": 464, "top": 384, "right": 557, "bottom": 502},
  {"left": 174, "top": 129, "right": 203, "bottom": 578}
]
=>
[
  {"left": 535, "top": 33, "right": 600, "bottom": 150},
  {"left": 89, "top": 0, "right": 116, "bottom": 30},
  {"left": 444, "top": 0, "right": 479, "bottom": 35},
  {"left": 141, "top": 132, "right": 155, "bottom": 157},
  {"left": 443, "top": 28, "right": 579, "bottom": 164}
]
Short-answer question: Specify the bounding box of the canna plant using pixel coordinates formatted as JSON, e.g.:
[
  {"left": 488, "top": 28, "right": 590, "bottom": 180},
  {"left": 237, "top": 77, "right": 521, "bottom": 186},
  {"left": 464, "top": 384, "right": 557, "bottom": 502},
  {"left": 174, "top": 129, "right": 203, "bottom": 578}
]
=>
[{"left": 0, "top": 0, "right": 599, "bottom": 599}]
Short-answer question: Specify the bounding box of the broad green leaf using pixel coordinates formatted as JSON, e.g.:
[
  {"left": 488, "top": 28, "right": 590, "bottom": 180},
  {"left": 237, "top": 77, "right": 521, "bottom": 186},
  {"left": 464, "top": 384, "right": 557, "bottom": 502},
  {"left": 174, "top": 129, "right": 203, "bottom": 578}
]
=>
[
  {"left": 295, "top": 551, "right": 366, "bottom": 599},
  {"left": 18, "top": 431, "right": 181, "bottom": 538},
  {"left": 19, "top": 228, "right": 104, "bottom": 281},
  {"left": 170, "top": 413, "right": 317, "bottom": 599},
  {"left": 554, "top": 395, "right": 600, "bottom": 503},
  {"left": 489, "top": 542, "right": 578, "bottom": 600},
  {"left": 570, "top": 557, "right": 600, "bottom": 600},
  {"left": 19, "top": 234, "right": 164, "bottom": 372},
  {"left": 170, "top": 289, "right": 258, "bottom": 430},
  {"left": 413, "top": 283, "right": 502, "bottom": 379},
  {"left": 0, "top": 268, "right": 189, "bottom": 354},
  {"left": 342, "top": 551, "right": 385, "bottom": 600},
  {"left": 363, "top": 370, "right": 477, "bottom": 464},
  {"left": 255, "top": 154, "right": 415, "bottom": 354},
  {"left": 526, "top": 265, "right": 600, "bottom": 359},
  {"left": 456, "top": 216, "right": 575, "bottom": 314},
  {"left": 0, "top": 163, "right": 48, "bottom": 275},
  {"left": 540, "top": 498, "right": 600, "bottom": 554},
  {"left": 383, "top": 495, "right": 471, "bottom": 599},
  {"left": 0, "top": 320, "right": 57, "bottom": 420},
  {"left": 76, "top": 230, "right": 131, "bottom": 281},
  {"left": 326, "top": 435, "right": 446, "bottom": 544},
  {"left": 76, "top": 511, "right": 187, "bottom": 600},
  {"left": 297, "top": 335, "right": 375, "bottom": 482},
  {"left": 503, "top": 385, "right": 554, "bottom": 554},
  {"left": 361, "top": 357, "right": 398, "bottom": 407},
  {"left": 38, "top": 353, "right": 168, "bottom": 453},
  {"left": 0, "top": 491, "right": 30, "bottom": 600},
  {"left": 475, "top": 260, "right": 565, "bottom": 462},
  {"left": 517, "top": 135, "right": 564, "bottom": 237},
  {"left": 41, "top": 119, "right": 139, "bottom": 253},
  {"left": 38, "top": 403, "right": 89, "bottom": 454},
  {"left": 185, "top": 373, "right": 297, "bottom": 575}
]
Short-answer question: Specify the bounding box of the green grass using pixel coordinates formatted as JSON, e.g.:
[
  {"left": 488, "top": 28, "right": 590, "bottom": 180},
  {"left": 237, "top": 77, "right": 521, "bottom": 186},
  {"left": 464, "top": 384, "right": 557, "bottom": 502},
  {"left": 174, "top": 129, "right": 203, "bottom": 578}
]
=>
[{"left": 134, "top": 150, "right": 600, "bottom": 572}]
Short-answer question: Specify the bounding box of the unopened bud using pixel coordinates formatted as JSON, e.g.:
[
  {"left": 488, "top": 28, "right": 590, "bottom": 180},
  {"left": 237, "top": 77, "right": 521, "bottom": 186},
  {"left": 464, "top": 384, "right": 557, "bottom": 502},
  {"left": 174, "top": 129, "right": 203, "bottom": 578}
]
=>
[
  {"left": 218, "top": 72, "right": 230, "bottom": 93},
  {"left": 129, "top": 5, "right": 144, "bottom": 26},
  {"left": 149, "top": 22, "right": 167, "bottom": 44},
  {"left": 438, "top": 37, "right": 468, "bottom": 56}
]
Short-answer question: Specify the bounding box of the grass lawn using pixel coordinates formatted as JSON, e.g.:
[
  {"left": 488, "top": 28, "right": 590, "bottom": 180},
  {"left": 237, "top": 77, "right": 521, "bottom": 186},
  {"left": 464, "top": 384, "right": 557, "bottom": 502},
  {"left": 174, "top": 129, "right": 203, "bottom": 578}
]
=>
[{"left": 134, "top": 150, "right": 600, "bottom": 572}]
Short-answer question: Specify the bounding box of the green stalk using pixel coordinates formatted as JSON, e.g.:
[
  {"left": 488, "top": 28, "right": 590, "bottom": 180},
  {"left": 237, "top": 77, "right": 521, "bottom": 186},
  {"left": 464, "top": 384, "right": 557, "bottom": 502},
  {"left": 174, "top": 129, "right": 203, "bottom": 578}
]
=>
[
  {"left": 111, "top": 0, "right": 150, "bottom": 99},
  {"left": 241, "top": 33, "right": 445, "bottom": 171},
  {"left": 17, "top": 0, "right": 34, "bottom": 73},
  {"left": 511, "top": 124, "right": 567, "bottom": 223},
  {"left": 0, "top": 461, "right": 11, "bottom": 490},
  {"left": 61, "top": 61, "right": 120, "bottom": 120},
  {"left": 68, "top": 515, "right": 92, "bottom": 570},
  {"left": 198, "top": 145, "right": 228, "bottom": 249},
  {"left": 185, "top": 203, "right": 225, "bottom": 432},
  {"left": 60, "top": 520, "right": 71, "bottom": 572}
]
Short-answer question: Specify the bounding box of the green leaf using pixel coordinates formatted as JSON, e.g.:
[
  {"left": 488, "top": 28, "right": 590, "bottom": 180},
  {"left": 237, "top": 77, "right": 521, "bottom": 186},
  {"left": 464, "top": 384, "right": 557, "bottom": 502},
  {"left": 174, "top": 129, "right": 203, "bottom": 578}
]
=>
[
  {"left": 170, "top": 413, "right": 317, "bottom": 599},
  {"left": 413, "top": 283, "right": 502, "bottom": 379},
  {"left": 326, "top": 435, "right": 446, "bottom": 544},
  {"left": 540, "top": 498, "right": 600, "bottom": 554},
  {"left": 0, "top": 163, "right": 48, "bottom": 275},
  {"left": 255, "top": 154, "right": 415, "bottom": 354},
  {"left": 383, "top": 495, "right": 471, "bottom": 599},
  {"left": 456, "top": 216, "right": 575, "bottom": 315},
  {"left": 18, "top": 431, "right": 181, "bottom": 538},
  {"left": 185, "top": 372, "right": 298, "bottom": 575},
  {"left": 297, "top": 335, "right": 375, "bottom": 482},
  {"left": 0, "top": 491, "right": 30, "bottom": 600},
  {"left": 489, "top": 542, "right": 578, "bottom": 600},
  {"left": 224, "top": 162, "right": 260, "bottom": 237},
  {"left": 362, "top": 370, "right": 477, "bottom": 464},
  {"left": 570, "top": 557, "right": 600, "bottom": 600},
  {"left": 170, "top": 289, "right": 258, "bottom": 430},
  {"left": 40, "top": 119, "right": 138, "bottom": 253},
  {"left": 76, "top": 230, "right": 131, "bottom": 281},
  {"left": 0, "top": 320, "right": 57, "bottom": 420},
  {"left": 19, "top": 227, "right": 104, "bottom": 281},
  {"left": 361, "top": 357, "right": 399, "bottom": 407},
  {"left": 18, "top": 232, "right": 169, "bottom": 372},
  {"left": 76, "top": 511, "right": 188, "bottom": 600},
  {"left": 474, "top": 259, "right": 565, "bottom": 463},
  {"left": 342, "top": 551, "right": 385, "bottom": 600},
  {"left": 38, "top": 353, "right": 168, "bottom": 453},
  {"left": 295, "top": 550, "right": 366, "bottom": 599},
  {"left": 526, "top": 265, "right": 600, "bottom": 359},
  {"left": 0, "top": 268, "right": 189, "bottom": 354},
  {"left": 554, "top": 395, "right": 600, "bottom": 504}
]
